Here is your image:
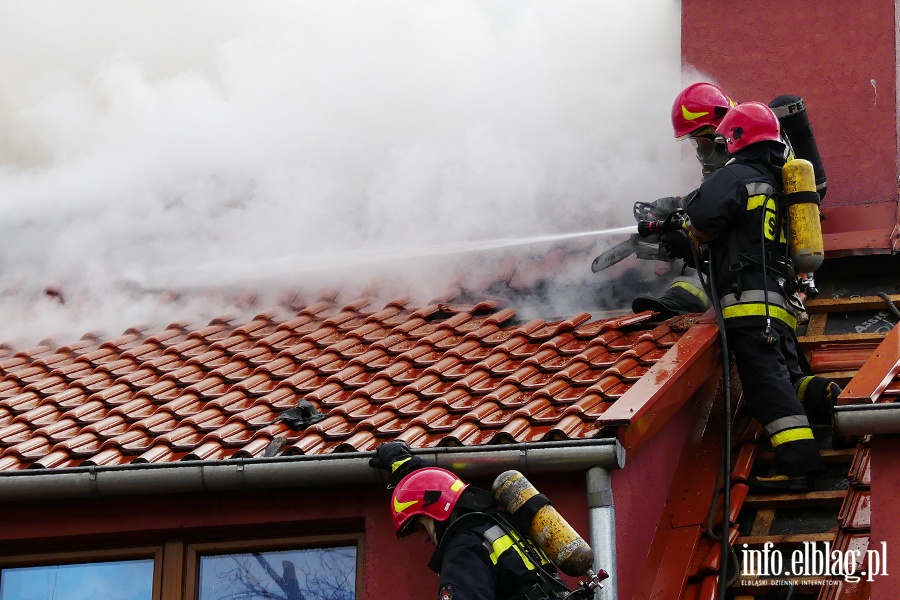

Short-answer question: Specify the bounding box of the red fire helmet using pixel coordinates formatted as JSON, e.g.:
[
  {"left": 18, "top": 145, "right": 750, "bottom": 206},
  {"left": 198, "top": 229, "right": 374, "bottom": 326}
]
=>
[
  {"left": 671, "top": 82, "right": 734, "bottom": 140},
  {"left": 390, "top": 467, "right": 468, "bottom": 537},
  {"left": 715, "top": 101, "right": 782, "bottom": 154}
]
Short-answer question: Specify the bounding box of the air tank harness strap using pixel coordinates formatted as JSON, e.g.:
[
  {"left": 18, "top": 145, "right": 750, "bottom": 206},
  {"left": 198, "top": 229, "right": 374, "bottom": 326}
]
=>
[
  {"left": 509, "top": 493, "right": 552, "bottom": 534},
  {"left": 434, "top": 512, "right": 495, "bottom": 566},
  {"left": 509, "top": 580, "right": 569, "bottom": 600},
  {"left": 734, "top": 251, "right": 798, "bottom": 294},
  {"left": 786, "top": 190, "right": 821, "bottom": 207},
  {"left": 483, "top": 523, "right": 547, "bottom": 570},
  {"left": 430, "top": 489, "right": 499, "bottom": 563}
]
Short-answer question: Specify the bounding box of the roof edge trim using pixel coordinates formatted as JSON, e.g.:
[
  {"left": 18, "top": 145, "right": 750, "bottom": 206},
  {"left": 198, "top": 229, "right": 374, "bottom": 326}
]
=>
[
  {"left": 838, "top": 322, "right": 900, "bottom": 405},
  {"left": 0, "top": 439, "right": 624, "bottom": 503},
  {"left": 596, "top": 311, "right": 721, "bottom": 454}
]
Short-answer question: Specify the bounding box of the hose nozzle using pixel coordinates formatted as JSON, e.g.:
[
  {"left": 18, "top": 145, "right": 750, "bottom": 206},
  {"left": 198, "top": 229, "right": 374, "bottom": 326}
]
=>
[{"left": 637, "top": 209, "right": 685, "bottom": 238}]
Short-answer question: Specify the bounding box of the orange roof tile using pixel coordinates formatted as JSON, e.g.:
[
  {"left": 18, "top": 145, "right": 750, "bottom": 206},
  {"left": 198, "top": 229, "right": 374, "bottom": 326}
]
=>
[{"left": 0, "top": 295, "right": 688, "bottom": 471}]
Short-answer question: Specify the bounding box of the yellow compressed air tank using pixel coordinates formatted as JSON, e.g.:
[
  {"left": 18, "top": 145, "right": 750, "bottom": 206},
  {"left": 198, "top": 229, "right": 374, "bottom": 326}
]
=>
[
  {"left": 492, "top": 470, "right": 594, "bottom": 577},
  {"left": 782, "top": 158, "right": 824, "bottom": 274}
]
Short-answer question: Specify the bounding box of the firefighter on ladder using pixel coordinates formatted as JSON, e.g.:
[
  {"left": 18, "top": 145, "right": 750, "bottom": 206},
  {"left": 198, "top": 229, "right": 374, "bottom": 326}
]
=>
[
  {"left": 678, "top": 102, "right": 831, "bottom": 491},
  {"left": 369, "top": 441, "right": 579, "bottom": 600},
  {"left": 650, "top": 84, "right": 843, "bottom": 457}
]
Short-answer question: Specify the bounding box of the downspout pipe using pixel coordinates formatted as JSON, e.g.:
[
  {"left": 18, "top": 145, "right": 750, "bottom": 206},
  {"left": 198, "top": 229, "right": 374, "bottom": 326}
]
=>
[
  {"left": 587, "top": 466, "right": 617, "bottom": 600},
  {"left": 0, "top": 438, "right": 624, "bottom": 503}
]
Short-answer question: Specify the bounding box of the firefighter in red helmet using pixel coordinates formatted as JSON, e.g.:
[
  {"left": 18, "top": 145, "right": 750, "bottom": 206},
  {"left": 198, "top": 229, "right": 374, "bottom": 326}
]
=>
[
  {"left": 372, "top": 442, "right": 573, "bottom": 600},
  {"left": 635, "top": 87, "right": 842, "bottom": 453},
  {"left": 682, "top": 101, "right": 826, "bottom": 491},
  {"left": 631, "top": 82, "right": 733, "bottom": 318},
  {"left": 671, "top": 81, "right": 735, "bottom": 177}
]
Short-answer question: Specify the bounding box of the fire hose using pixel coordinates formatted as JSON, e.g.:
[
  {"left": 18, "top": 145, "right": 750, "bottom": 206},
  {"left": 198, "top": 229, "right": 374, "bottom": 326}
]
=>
[{"left": 637, "top": 212, "right": 738, "bottom": 597}]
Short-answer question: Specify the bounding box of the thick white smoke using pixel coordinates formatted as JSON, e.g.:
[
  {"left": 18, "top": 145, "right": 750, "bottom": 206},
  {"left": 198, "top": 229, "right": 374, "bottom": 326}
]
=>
[{"left": 0, "top": 0, "right": 688, "bottom": 347}]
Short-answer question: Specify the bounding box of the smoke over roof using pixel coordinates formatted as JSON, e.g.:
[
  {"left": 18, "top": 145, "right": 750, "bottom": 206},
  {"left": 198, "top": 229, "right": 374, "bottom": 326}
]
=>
[{"left": 0, "top": 0, "right": 693, "bottom": 348}]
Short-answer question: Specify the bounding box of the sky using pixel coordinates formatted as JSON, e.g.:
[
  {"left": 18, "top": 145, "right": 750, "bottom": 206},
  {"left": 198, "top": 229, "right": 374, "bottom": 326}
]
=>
[{"left": 0, "top": 0, "right": 695, "bottom": 348}]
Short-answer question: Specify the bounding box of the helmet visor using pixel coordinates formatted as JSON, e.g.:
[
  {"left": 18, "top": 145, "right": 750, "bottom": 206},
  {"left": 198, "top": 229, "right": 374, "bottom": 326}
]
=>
[
  {"left": 397, "top": 515, "right": 420, "bottom": 539},
  {"left": 689, "top": 135, "right": 723, "bottom": 162}
]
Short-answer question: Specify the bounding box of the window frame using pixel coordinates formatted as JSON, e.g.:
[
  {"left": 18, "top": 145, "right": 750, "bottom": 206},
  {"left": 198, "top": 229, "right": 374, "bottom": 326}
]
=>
[
  {"left": 0, "top": 532, "right": 363, "bottom": 600},
  {"left": 0, "top": 546, "right": 163, "bottom": 600},
  {"left": 184, "top": 533, "right": 364, "bottom": 600}
]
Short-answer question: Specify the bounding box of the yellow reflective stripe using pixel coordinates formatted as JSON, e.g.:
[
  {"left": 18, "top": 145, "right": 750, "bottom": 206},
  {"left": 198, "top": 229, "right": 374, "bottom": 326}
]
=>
[
  {"left": 393, "top": 497, "right": 417, "bottom": 513},
  {"left": 796, "top": 376, "right": 814, "bottom": 401},
  {"left": 672, "top": 281, "right": 710, "bottom": 305},
  {"left": 721, "top": 302, "right": 797, "bottom": 330},
  {"left": 450, "top": 479, "right": 464, "bottom": 492},
  {"left": 746, "top": 194, "right": 768, "bottom": 211},
  {"left": 390, "top": 456, "right": 412, "bottom": 473},
  {"left": 682, "top": 105, "right": 709, "bottom": 120},
  {"left": 770, "top": 427, "right": 815, "bottom": 448},
  {"left": 765, "top": 415, "right": 811, "bottom": 436},
  {"left": 487, "top": 531, "right": 536, "bottom": 570},
  {"left": 720, "top": 290, "right": 792, "bottom": 309}
]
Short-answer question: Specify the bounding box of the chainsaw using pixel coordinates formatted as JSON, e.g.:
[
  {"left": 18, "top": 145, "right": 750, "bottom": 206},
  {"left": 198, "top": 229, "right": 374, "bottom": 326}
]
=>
[{"left": 590, "top": 197, "right": 683, "bottom": 273}]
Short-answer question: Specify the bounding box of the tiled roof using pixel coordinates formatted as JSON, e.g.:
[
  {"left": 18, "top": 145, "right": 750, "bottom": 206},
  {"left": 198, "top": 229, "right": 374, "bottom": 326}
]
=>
[{"left": 0, "top": 294, "right": 686, "bottom": 471}]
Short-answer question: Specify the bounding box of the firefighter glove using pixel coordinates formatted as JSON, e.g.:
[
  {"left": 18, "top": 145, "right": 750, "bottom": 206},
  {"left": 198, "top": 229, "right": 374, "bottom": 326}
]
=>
[
  {"left": 368, "top": 440, "right": 423, "bottom": 487},
  {"left": 660, "top": 230, "right": 695, "bottom": 267}
]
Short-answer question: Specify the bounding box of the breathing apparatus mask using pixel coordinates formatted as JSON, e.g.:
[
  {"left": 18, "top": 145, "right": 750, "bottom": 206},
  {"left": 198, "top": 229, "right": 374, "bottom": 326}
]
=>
[{"left": 689, "top": 134, "right": 729, "bottom": 179}]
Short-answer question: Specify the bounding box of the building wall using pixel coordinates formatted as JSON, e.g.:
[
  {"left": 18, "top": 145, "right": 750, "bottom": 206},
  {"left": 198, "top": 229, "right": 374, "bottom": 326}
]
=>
[
  {"left": 0, "top": 471, "right": 593, "bottom": 599},
  {"left": 682, "top": 0, "right": 899, "bottom": 253},
  {"left": 868, "top": 436, "right": 900, "bottom": 599},
  {"left": 611, "top": 395, "right": 697, "bottom": 600}
]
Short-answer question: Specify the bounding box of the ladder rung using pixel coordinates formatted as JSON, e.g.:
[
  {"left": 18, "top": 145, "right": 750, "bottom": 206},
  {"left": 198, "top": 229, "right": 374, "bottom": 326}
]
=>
[
  {"left": 737, "top": 532, "right": 835, "bottom": 546},
  {"left": 797, "top": 332, "right": 886, "bottom": 346},
  {"left": 742, "top": 490, "right": 846, "bottom": 509},
  {"left": 804, "top": 294, "right": 900, "bottom": 314}
]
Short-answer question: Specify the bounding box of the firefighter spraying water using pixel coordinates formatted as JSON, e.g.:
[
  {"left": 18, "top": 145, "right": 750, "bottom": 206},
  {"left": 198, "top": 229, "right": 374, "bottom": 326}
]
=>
[{"left": 593, "top": 85, "right": 831, "bottom": 320}]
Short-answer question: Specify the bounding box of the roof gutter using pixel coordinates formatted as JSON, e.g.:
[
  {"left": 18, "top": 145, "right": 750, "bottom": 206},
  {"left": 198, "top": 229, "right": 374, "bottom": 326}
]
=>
[
  {"left": 835, "top": 403, "right": 900, "bottom": 436},
  {"left": 0, "top": 439, "right": 624, "bottom": 503}
]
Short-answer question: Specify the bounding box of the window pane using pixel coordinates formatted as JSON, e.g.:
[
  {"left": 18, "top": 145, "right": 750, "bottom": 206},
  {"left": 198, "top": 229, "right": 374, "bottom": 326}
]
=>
[
  {"left": 0, "top": 559, "right": 153, "bottom": 600},
  {"left": 198, "top": 546, "right": 356, "bottom": 600}
]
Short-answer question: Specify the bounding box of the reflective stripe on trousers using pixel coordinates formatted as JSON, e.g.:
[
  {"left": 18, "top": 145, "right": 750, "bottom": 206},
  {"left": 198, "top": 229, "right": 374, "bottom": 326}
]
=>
[
  {"left": 670, "top": 277, "right": 710, "bottom": 306},
  {"left": 719, "top": 290, "right": 798, "bottom": 330},
  {"left": 764, "top": 414, "right": 815, "bottom": 448}
]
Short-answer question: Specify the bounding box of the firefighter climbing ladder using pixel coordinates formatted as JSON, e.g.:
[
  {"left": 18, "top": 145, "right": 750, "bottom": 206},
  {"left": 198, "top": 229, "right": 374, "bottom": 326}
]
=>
[{"left": 729, "top": 291, "right": 896, "bottom": 599}]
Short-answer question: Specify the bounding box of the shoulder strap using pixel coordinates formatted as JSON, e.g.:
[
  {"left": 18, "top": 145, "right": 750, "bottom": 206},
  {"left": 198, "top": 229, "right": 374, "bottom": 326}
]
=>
[
  {"left": 434, "top": 511, "right": 494, "bottom": 564},
  {"left": 725, "top": 177, "right": 787, "bottom": 300}
]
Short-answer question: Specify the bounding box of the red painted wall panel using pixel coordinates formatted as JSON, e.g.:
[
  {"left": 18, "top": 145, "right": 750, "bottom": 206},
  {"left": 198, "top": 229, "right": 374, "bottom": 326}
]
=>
[
  {"left": 0, "top": 473, "right": 592, "bottom": 600},
  {"left": 611, "top": 396, "right": 696, "bottom": 600},
  {"left": 867, "top": 436, "right": 900, "bottom": 598},
  {"left": 683, "top": 0, "right": 899, "bottom": 252}
]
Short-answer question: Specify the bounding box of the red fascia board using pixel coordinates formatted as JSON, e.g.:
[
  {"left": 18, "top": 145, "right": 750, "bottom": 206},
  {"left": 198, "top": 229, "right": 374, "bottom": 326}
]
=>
[
  {"left": 821, "top": 202, "right": 899, "bottom": 256},
  {"left": 631, "top": 363, "right": 725, "bottom": 599},
  {"left": 824, "top": 229, "right": 895, "bottom": 257},
  {"left": 596, "top": 311, "right": 721, "bottom": 454},
  {"left": 838, "top": 323, "right": 900, "bottom": 405}
]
